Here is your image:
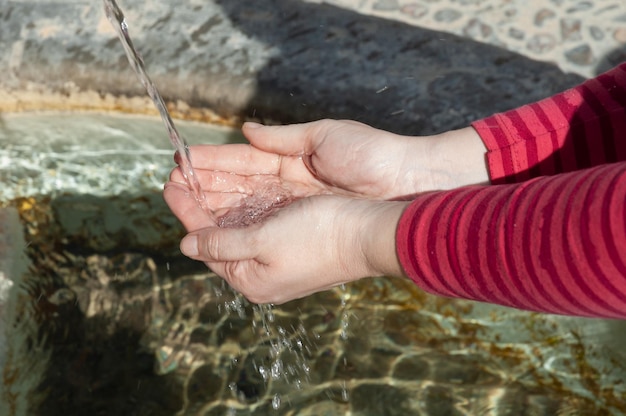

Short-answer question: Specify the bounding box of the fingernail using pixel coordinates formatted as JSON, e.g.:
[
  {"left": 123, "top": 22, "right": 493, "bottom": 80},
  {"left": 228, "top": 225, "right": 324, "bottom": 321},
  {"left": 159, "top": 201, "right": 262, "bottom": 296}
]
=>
[
  {"left": 244, "top": 121, "right": 263, "bottom": 129},
  {"left": 180, "top": 235, "right": 199, "bottom": 257}
]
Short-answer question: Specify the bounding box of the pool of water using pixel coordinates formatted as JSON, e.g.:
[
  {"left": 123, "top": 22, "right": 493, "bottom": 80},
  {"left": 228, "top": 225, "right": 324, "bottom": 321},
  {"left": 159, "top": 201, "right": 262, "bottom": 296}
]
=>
[{"left": 1, "top": 112, "right": 625, "bottom": 415}]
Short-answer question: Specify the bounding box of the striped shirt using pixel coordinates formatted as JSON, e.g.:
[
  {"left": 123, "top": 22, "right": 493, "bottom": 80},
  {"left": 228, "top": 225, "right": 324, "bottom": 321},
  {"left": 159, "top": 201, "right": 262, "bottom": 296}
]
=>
[{"left": 396, "top": 62, "right": 626, "bottom": 319}]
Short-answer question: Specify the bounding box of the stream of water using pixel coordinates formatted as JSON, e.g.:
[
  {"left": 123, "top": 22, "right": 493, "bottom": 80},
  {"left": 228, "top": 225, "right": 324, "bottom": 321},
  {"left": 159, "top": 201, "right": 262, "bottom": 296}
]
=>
[
  {"left": 103, "top": 0, "right": 215, "bottom": 222},
  {"left": 101, "top": 2, "right": 316, "bottom": 410},
  {"left": 103, "top": 0, "right": 296, "bottom": 229}
]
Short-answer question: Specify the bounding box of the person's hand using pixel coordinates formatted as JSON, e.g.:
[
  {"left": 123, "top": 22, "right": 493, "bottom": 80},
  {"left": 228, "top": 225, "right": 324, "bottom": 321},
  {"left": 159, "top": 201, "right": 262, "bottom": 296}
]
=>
[
  {"left": 163, "top": 182, "right": 408, "bottom": 304},
  {"left": 238, "top": 119, "right": 425, "bottom": 200},
  {"left": 163, "top": 118, "right": 488, "bottom": 303},
  {"left": 178, "top": 119, "right": 488, "bottom": 208}
]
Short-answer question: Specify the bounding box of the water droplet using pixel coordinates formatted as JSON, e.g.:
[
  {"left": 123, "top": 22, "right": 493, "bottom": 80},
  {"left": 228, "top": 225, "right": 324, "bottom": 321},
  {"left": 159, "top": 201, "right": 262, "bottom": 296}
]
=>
[
  {"left": 258, "top": 365, "right": 269, "bottom": 381},
  {"left": 342, "top": 384, "right": 350, "bottom": 402},
  {"left": 301, "top": 363, "right": 310, "bottom": 374},
  {"left": 271, "top": 359, "right": 283, "bottom": 379},
  {"left": 272, "top": 394, "right": 281, "bottom": 410}
]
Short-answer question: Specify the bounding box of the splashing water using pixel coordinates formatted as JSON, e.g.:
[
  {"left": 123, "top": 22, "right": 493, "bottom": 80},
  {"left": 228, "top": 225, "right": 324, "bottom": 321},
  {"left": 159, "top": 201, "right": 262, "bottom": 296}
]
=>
[
  {"left": 103, "top": 2, "right": 312, "bottom": 410},
  {"left": 271, "top": 393, "right": 281, "bottom": 410},
  {"left": 103, "top": 0, "right": 215, "bottom": 222},
  {"left": 103, "top": 0, "right": 296, "bottom": 228},
  {"left": 217, "top": 181, "right": 293, "bottom": 228}
]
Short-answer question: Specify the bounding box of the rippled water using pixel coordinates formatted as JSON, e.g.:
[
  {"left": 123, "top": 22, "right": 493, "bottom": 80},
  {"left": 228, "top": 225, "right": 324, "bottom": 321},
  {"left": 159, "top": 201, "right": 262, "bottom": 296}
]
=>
[{"left": 2, "top": 113, "right": 626, "bottom": 415}]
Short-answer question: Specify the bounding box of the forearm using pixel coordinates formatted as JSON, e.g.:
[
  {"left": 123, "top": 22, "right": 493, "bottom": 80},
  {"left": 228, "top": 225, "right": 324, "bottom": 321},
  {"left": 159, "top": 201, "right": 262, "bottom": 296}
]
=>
[
  {"left": 472, "top": 62, "right": 626, "bottom": 184},
  {"left": 396, "top": 162, "right": 626, "bottom": 319}
]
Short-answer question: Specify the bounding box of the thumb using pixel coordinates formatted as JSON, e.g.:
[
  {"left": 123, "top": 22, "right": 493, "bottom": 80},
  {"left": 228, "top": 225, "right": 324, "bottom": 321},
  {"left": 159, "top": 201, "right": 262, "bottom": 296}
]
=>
[
  {"left": 180, "top": 226, "right": 260, "bottom": 262},
  {"left": 242, "top": 121, "right": 322, "bottom": 156}
]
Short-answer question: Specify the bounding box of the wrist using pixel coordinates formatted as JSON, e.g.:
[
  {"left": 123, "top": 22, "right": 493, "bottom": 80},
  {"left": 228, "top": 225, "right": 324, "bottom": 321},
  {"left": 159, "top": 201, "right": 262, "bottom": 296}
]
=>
[
  {"left": 414, "top": 127, "right": 490, "bottom": 191},
  {"left": 357, "top": 200, "right": 410, "bottom": 278}
]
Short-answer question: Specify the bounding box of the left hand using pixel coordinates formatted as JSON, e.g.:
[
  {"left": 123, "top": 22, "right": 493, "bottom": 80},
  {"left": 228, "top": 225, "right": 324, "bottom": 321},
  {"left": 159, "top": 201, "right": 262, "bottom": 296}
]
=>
[{"left": 163, "top": 182, "right": 407, "bottom": 304}]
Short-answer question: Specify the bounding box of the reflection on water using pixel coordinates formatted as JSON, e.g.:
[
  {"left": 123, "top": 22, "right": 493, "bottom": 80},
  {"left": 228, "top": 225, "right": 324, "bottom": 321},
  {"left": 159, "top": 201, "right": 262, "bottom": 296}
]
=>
[
  {"left": 0, "top": 112, "right": 243, "bottom": 200},
  {"left": 1, "top": 113, "right": 626, "bottom": 415}
]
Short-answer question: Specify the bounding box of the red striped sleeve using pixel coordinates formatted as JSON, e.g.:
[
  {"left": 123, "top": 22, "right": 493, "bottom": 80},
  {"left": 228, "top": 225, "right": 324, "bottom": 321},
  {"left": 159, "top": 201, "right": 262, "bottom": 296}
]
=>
[
  {"left": 396, "top": 163, "right": 626, "bottom": 319},
  {"left": 472, "top": 62, "right": 626, "bottom": 184}
]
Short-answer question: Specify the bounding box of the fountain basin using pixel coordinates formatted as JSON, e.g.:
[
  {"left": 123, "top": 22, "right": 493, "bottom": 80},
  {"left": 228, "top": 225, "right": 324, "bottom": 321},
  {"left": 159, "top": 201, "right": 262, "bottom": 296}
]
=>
[
  {"left": 1, "top": 111, "right": 625, "bottom": 415},
  {"left": 2, "top": 0, "right": 626, "bottom": 414}
]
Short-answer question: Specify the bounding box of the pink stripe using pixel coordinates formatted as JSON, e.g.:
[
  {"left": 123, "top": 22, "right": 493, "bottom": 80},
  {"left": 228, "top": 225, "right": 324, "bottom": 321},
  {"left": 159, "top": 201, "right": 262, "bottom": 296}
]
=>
[
  {"left": 528, "top": 102, "right": 561, "bottom": 176},
  {"left": 506, "top": 109, "right": 538, "bottom": 181},
  {"left": 464, "top": 187, "right": 502, "bottom": 302},
  {"left": 583, "top": 166, "right": 626, "bottom": 316},
  {"left": 481, "top": 116, "right": 519, "bottom": 183},
  {"left": 517, "top": 176, "right": 576, "bottom": 314},
  {"left": 483, "top": 188, "right": 533, "bottom": 309},
  {"left": 426, "top": 190, "right": 480, "bottom": 297},
  {"left": 591, "top": 74, "right": 626, "bottom": 162},
  {"left": 574, "top": 89, "right": 609, "bottom": 166},
  {"left": 444, "top": 188, "right": 484, "bottom": 299},
  {"left": 558, "top": 168, "right": 625, "bottom": 317},
  {"left": 551, "top": 94, "right": 589, "bottom": 171}
]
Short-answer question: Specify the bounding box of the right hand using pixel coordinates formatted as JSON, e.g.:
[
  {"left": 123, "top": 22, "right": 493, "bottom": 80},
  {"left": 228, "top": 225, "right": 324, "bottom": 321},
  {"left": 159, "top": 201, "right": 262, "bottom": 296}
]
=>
[
  {"left": 185, "top": 119, "right": 431, "bottom": 204},
  {"left": 240, "top": 119, "right": 426, "bottom": 200},
  {"left": 164, "top": 183, "right": 409, "bottom": 304},
  {"left": 192, "top": 119, "right": 489, "bottom": 203}
]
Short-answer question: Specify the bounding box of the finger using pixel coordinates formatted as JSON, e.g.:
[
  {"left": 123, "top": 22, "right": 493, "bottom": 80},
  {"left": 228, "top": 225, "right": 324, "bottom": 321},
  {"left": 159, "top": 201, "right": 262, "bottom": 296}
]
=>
[
  {"left": 202, "top": 260, "right": 272, "bottom": 304},
  {"left": 202, "top": 191, "right": 249, "bottom": 211},
  {"left": 180, "top": 225, "right": 262, "bottom": 262},
  {"left": 163, "top": 182, "right": 216, "bottom": 231},
  {"left": 186, "top": 143, "right": 283, "bottom": 175},
  {"left": 242, "top": 121, "right": 322, "bottom": 156},
  {"left": 170, "top": 165, "right": 262, "bottom": 194},
  {"left": 171, "top": 166, "right": 247, "bottom": 192}
]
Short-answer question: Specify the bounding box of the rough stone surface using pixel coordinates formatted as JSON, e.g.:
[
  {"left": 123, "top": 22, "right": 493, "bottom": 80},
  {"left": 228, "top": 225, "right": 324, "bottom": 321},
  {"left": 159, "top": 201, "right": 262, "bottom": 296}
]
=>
[
  {"left": 313, "top": 0, "right": 626, "bottom": 78},
  {"left": 0, "top": 0, "right": 588, "bottom": 135}
]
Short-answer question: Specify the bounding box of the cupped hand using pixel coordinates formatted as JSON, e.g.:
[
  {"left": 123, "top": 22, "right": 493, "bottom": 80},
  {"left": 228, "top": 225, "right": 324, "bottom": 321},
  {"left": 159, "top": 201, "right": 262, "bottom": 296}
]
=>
[
  {"left": 163, "top": 118, "right": 488, "bottom": 303},
  {"left": 179, "top": 119, "right": 428, "bottom": 204},
  {"left": 163, "top": 181, "right": 408, "bottom": 304}
]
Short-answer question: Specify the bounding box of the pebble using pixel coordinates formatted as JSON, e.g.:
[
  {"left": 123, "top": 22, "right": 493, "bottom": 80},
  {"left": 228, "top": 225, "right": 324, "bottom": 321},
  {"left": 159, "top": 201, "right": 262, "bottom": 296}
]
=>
[
  {"left": 615, "top": 27, "right": 626, "bottom": 43},
  {"left": 508, "top": 27, "right": 525, "bottom": 40},
  {"left": 527, "top": 33, "right": 557, "bottom": 54},
  {"left": 535, "top": 9, "right": 556, "bottom": 26},
  {"left": 589, "top": 25, "right": 604, "bottom": 40},
  {"left": 560, "top": 18, "right": 582, "bottom": 42},
  {"left": 400, "top": 3, "right": 428, "bottom": 19},
  {"left": 434, "top": 8, "right": 463, "bottom": 23},
  {"left": 463, "top": 18, "right": 493, "bottom": 40},
  {"left": 565, "top": 43, "right": 594, "bottom": 65}
]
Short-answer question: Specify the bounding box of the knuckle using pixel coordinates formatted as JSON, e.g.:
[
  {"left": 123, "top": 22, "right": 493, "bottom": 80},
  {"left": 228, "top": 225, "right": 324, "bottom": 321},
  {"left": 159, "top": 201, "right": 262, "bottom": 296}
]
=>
[{"left": 199, "top": 232, "right": 221, "bottom": 261}]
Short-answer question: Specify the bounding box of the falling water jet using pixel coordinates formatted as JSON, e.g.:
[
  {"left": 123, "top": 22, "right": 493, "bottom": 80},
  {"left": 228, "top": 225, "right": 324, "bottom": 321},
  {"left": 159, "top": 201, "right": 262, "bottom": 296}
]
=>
[
  {"left": 103, "top": 0, "right": 296, "bottom": 228},
  {"left": 103, "top": 0, "right": 216, "bottom": 222},
  {"left": 101, "top": 2, "right": 314, "bottom": 410}
]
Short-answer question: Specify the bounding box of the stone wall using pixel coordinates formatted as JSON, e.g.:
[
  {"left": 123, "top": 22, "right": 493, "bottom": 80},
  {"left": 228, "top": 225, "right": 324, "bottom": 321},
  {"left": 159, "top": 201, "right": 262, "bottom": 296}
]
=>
[{"left": 1, "top": 0, "right": 585, "bottom": 134}]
